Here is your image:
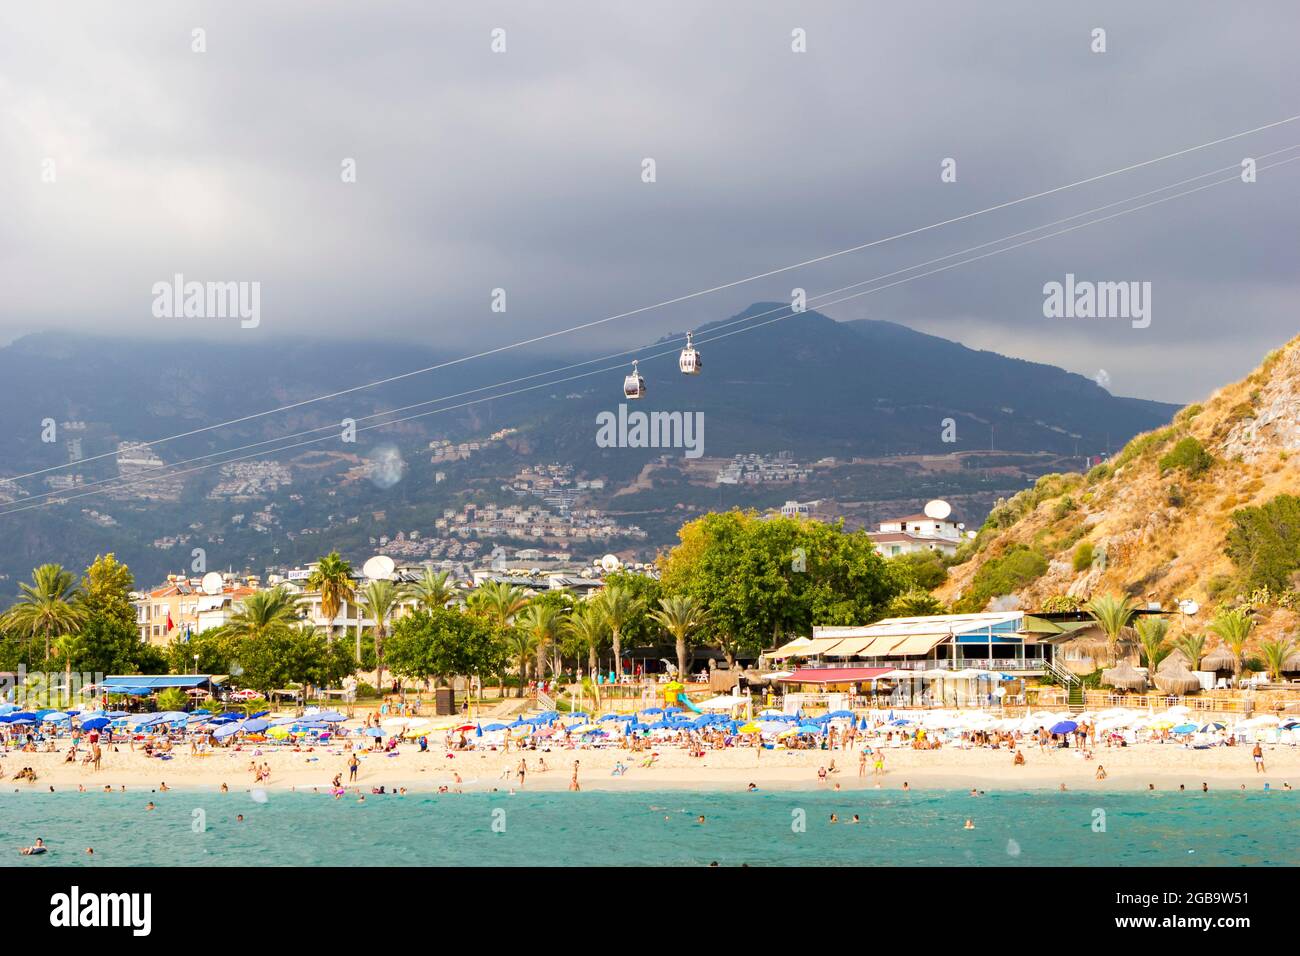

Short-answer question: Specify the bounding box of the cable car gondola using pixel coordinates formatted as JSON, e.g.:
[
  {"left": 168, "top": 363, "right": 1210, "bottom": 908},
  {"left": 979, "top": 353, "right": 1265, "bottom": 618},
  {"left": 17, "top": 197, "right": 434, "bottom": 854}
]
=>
[
  {"left": 622, "top": 360, "right": 646, "bottom": 400},
  {"left": 678, "top": 331, "right": 702, "bottom": 375}
]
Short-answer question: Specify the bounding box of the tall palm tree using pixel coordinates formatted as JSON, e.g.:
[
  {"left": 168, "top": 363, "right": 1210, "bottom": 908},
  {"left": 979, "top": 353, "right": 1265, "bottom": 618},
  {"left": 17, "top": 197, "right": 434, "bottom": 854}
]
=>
[
  {"left": 1134, "top": 616, "right": 1170, "bottom": 670},
  {"left": 1173, "top": 632, "right": 1207, "bottom": 671},
  {"left": 506, "top": 628, "right": 539, "bottom": 698},
  {"left": 649, "top": 595, "right": 707, "bottom": 680},
  {"left": 225, "top": 585, "right": 300, "bottom": 641},
  {"left": 467, "top": 580, "right": 531, "bottom": 629},
  {"left": 358, "top": 580, "right": 405, "bottom": 696},
  {"left": 568, "top": 602, "right": 610, "bottom": 677},
  {"left": 1258, "top": 638, "right": 1296, "bottom": 682},
  {"left": 305, "top": 552, "right": 356, "bottom": 641},
  {"left": 408, "top": 568, "right": 458, "bottom": 611},
  {"left": 1083, "top": 593, "right": 1140, "bottom": 666},
  {"left": 1207, "top": 607, "right": 1254, "bottom": 674},
  {"left": 2, "top": 563, "right": 85, "bottom": 661},
  {"left": 516, "top": 603, "right": 567, "bottom": 681},
  {"left": 592, "top": 585, "right": 644, "bottom": 681}
]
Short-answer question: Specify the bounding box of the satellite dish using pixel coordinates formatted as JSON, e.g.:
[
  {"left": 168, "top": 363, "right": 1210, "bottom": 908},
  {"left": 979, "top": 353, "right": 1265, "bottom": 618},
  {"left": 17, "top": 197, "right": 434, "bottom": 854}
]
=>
[
  {"left": 1178, "top": 599, "right": 1200, "bottom": 616},
  {"left": 362, "top": 555, "right": 396, "bottom": 581},
  {"left": 200, "top": 572, "right": 224, "bottom": 596},
  {"left": 924, "top": 499, "right": 952, "bottom": 520},
  {"left": 600, "top": 554, "right": 621, "bottom": 572}
]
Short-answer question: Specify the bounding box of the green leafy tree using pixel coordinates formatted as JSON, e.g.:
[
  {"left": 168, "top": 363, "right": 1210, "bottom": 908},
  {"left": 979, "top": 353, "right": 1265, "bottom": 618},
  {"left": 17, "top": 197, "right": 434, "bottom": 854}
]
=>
[
  {"left": 886, "top": 589, "right": 945, "bottom": 618},
  {"left": 3, "top": 563, "right": 85, "bottom": 661},
  {"left": 79, "top": 554, "right": 136, "bottom": 629},
  {"left": 385, "top": 608, "right": 508, "bottom": 688},
  {"left": 236, "top": 627, "right": 340, "bottom": 697},
  {"left": 888, "top": 551, "right": 949, "bottom": 591},
  {"left": 1225, "top": 494, "right": 1300, "bottom": 591}
]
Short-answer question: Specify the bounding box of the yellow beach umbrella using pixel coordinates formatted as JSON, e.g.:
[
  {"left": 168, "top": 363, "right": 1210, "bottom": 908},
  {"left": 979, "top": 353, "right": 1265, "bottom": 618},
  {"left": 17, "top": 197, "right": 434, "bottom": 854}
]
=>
[
  {"left": 738, "top": 722, "right": 761, "bottom": 734},
  {"left": 267, "top": 725, "right": 291, "bottom": 738}
]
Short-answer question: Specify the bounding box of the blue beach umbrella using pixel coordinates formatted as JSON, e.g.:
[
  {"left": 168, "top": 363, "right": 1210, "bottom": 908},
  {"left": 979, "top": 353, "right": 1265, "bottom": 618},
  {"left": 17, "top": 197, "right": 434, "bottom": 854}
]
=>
[
  {"left": 80, "top": 717, "right": 110, "bottom": 731},
  {"left": 1049, "top": 720, "right": 1078, "bottom": 735},
  {"left": 1171, "top": 723, "right": 1198, "bottom": 734}
]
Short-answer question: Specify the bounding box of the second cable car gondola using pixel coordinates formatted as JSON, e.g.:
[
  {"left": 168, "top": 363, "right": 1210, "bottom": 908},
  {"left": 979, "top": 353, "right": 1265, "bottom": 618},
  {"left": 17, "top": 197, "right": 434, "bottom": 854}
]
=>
[
  {"left": 623, "top": 359, "right": 647, "bottom": 399},
  {"left": 678, "top": 331, "right": 702, "bottom": 375}
]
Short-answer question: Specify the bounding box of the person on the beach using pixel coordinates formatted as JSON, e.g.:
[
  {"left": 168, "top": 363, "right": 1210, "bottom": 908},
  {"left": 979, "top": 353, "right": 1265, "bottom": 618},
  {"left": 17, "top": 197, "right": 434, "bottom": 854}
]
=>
[
  {"left": 1013, "top": 750, "right": 1025, "bottom": 766},
  {"left": 348, "top": 754, "right": 359, "bottom": 782},
  {"left": 858, "top": 751, "right": 867, "bottom": 777},
  {"left": 569, "top": 760, "right": 581, "bottom": 791},
  {"left": 1095, "top": 765, "right": 1107, "bottom": 780},
  {"left": 873, "top": 751, "right": 885, "bottom": 777},
  {"left": 517, "top": 759, "right": 527, "bottom": 787},
  {"left": 1252, "top": 742, "right": 1264, "bottom": 773}
]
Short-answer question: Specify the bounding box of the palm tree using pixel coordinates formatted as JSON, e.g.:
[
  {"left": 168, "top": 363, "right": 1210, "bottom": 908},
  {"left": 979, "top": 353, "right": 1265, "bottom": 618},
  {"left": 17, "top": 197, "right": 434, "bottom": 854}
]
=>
[
  {"left": 408, "top": 568, "right": 458, "bottom": 611},
  {"left": 1258, "top": 638, "right": 1296, "bottom": 682},
  {"left": 1207, "top": 607, "right": 1254, "bottom": 674},
  {"left": 649, "top": 595, "right": 707, "bottom": 679},
  {"left": 592, "top": 585, "right": 643, "bottom": 681},
  {"left": 516, "top": 603, "right": 568, "bottom": 681},
  {"left": 1083, "top": 593, "right": 1140, "bottom": 666},
  {"left": 568, "top": 603, "right": 610, "bottom": 677},
  {"left": 305, "top": 552, "right": 356, "bottom": 648},
  {"left": 1172, "top": 632, "right": 1208, "bottom": 671},
  {"left": 358, "top": 580, "right": 405, "bottom": 696},
  {"left": 467, "top": 580, "right": 531, "bottom": 629},
  {"left": 2, "top": 563, "right": 85, "bottom": 661},
  {"left": 506, "top": 628, "right": 539, "bottom": 698},
  {"left": 224, "top": 585, "right": 300, "bottom": 641},
  {"left": 1134, "top": 616, "right": 1170, "bottom": 670}
]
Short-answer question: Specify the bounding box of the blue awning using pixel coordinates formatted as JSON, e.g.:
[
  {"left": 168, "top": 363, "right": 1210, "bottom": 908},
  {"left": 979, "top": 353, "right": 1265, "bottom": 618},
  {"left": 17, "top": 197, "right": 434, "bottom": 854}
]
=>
[{"left": 100, "top": 675, "right": 211, "bottom": 689}]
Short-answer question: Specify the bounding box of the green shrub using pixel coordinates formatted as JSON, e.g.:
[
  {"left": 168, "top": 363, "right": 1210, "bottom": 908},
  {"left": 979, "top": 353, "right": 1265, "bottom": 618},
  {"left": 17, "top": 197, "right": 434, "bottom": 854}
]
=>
[
  {"left": 1226, "top": 494, "right": 1300, "bottom": 591},
  {"left": 1072, "top": 541, "right": 1095, "bottom": 572},
  {"left": 1158, "top": 437, "right": 1213, "bottom": 477},
  {"left": 955, "top": 545, "right": 1048, "bottom": 612},
  {"left": 1040, "top": 593, "right": 1082, "bottom": 612},
  {"left": 1052, "top": 496, "right": 1076, "bottom": 520}
]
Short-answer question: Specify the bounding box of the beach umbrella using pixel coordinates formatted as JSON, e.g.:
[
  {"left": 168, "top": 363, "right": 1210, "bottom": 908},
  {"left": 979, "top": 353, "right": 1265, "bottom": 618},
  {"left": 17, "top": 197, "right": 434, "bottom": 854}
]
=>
[
  {"left": 1171, "top": 722, "right": 1198, "bottom": 734},
  {"left": 0, "top": 703, "right": 16, "bottom": 715},
  {"left": 826, "top": 710, "right": 855, "bottom": 719},
  {"left": 1101, "top": 660, "right": 1147, "bottom": 691},
  {"left": 1156, "top": 648, "right": 1191, "bottom": 673},
  {"left": 80, "top": 716, "right": 110, "bottom": 730},
  {"left": 1153, "top": 667, "right": 1202, "bottom": 695},
  {"left": 1200, "top": 644, "right": 1237, "bottom": 673},
  {"left": 1198, "top": 721, "right": 1226, "bottom": 732},
  {"left": 242, "top": 718, "right": 270, "bottom": 733},
  {"left": 1048, "top": 720, "right": 1078, "bottom": 735},
  {"left": 360, "top": 727, "right": 384, "bottom": 738},
  {"left": 739, "top": 722, "right": 761, "bottom": 734},
  {"left": 41, "top": 711, "right": 71, "bottom": 722}
]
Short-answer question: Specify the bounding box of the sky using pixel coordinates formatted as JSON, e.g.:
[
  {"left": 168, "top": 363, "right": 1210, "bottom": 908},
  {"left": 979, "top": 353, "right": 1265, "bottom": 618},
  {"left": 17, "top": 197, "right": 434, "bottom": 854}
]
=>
[{"left": 1, "top": 1, "right": 1297, "bottom": 404}]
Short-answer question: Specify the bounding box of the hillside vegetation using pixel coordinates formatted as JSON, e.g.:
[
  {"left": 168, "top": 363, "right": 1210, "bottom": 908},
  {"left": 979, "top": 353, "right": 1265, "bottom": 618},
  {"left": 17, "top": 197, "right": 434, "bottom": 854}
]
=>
[{"left": 939, "top": 335, "right": 1300, "bottom": 645}]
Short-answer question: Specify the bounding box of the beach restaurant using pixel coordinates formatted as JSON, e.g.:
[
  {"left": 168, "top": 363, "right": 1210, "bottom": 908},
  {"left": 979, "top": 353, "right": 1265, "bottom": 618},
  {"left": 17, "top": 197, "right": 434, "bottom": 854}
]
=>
[
  {"left": 93, "top": 674, "right": 227, "bottom": 702},
  {"left": 769, "top": 612, "right": 1050, "bottom": 707}
]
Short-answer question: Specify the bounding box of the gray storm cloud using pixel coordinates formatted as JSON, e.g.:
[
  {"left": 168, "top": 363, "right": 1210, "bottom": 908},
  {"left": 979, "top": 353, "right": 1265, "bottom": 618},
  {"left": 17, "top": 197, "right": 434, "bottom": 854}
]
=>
[{"left": 1, "top": 0, "right": 1297, "bottom": 403}]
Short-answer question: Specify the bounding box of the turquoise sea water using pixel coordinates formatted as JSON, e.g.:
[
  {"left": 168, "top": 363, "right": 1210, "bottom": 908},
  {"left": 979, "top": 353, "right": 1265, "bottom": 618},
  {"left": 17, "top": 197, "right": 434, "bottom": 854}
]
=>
[{"left": 1, "top": 789, "right": 1295, "bottom": 866}]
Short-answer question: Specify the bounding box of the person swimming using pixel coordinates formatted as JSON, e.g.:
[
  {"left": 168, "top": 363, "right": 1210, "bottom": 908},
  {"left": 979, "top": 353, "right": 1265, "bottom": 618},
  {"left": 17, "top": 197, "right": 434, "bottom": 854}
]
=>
[
  {"left": 963, "top": 819, "right": 975, "bottom": 830},
  {"left": 20, "top": 838, "right": 46, "bottom": 855}
]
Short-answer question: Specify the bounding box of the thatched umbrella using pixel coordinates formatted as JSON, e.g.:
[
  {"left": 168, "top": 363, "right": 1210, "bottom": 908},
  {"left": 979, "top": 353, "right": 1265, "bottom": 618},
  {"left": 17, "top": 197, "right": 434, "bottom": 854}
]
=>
[
  {"left": 1200, "top": 644, "right": 1237, "bottom": 673},
  {"left": 1153, "top": 666, "right": 1202, "bottom": 695},
  {"left": 1282, "top": 650, "right": 1300, "bottom": 674},
  {"left": 1101, "top": 659, "right": 1147, "bottom": 692},
  {"left": 1156, "top": 647, "right": 1191, "bottom": 673}
]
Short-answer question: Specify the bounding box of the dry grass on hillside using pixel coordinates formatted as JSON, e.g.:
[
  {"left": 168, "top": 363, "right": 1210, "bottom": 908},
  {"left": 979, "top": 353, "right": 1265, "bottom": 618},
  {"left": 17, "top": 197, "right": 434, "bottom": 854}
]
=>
[{"left": 938, "top": 335, "right": 1300, "bottom": 646}]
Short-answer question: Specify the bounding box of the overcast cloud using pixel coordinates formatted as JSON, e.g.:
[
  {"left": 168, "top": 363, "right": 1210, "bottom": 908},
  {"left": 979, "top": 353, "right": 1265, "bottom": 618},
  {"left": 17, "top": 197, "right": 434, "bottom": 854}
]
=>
[{"left": 1, "top": 0, "right": 1297, "bottom": 402}]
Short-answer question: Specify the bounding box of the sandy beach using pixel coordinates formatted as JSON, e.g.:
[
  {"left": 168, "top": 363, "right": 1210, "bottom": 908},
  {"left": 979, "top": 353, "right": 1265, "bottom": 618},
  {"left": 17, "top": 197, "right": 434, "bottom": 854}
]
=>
[{"left": 4, "top": 740, "right": 1296, "bottom": 795}]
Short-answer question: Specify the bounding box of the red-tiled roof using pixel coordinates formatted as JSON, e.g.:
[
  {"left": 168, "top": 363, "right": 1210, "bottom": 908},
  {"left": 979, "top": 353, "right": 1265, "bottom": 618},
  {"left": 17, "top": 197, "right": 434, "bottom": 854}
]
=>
[{"left": 779, "top": 667, "right": 893, "bottom": 684}]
